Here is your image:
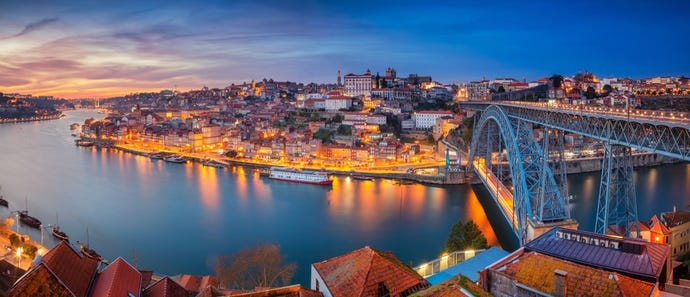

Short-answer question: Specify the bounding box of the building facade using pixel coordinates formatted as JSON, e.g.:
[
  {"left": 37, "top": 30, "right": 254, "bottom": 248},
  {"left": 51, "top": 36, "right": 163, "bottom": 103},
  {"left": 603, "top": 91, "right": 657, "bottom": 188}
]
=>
[{"left": 344, "top": 70, "right": 373, "bottom": 97}]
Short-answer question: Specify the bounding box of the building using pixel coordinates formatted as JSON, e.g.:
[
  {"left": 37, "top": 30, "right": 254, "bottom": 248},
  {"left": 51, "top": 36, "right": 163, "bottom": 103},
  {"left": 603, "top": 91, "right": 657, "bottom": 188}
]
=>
[
  {"left": 311, "top": 246, "right": 430, "bottom": 297},
  {"left": 90, "top": 257, "right": 142, "bottom": 297},
  {"left": 413, "top": 110, "right": 454, "bottom": 129},
  {"left": 8, "top": 241, "right": 99, "bottom": 297},
  {"left": 661, "top": 210, "right": 690, "bottom": 258},
  {"left": 345, "top": 70, "right": 373, "bottom": 97},
  {"left": 467, "top": 80, "right": 489, "bottom": 101},
  {"left": 324, "top": 96, "right": 352, "bottom": 111},
  {"left": 480, "top": 228, "right": 671, "bottom": 297}
]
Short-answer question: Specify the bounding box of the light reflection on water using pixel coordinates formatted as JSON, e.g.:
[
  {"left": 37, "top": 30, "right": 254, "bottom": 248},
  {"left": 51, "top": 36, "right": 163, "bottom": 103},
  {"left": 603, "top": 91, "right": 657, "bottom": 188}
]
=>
[{"left": 0, "top": 110, "right": 686, "bottom": 286}]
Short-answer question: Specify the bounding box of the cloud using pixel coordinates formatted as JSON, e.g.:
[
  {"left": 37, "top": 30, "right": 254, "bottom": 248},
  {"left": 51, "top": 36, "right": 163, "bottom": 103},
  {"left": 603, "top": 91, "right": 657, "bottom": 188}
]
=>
[{"left": 11, "top": 17, "right": 59, "bottom": 38}]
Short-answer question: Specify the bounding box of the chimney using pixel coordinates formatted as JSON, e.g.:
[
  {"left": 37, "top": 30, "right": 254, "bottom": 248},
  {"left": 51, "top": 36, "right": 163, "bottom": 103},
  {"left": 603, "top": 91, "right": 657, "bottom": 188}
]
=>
[{"left": 554, "top": 270, "right": 567, "bottom": 297}]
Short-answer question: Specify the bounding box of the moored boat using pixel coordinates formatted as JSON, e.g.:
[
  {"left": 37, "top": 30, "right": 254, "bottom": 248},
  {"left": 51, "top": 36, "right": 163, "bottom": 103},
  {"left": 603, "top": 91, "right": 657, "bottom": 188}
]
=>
[
  {"left": 202, "top": 159, "right": 225, "bottom": 168},
  {"left": 51, "top": 213, "right": 69, "bottom": 242},
  {"left": 52, "top": 227, "right": 69, "bottom": 242},
  {"left": 18, "top": 197, "right": 41, "bottom": 229},
  {"left": 0, "top": 185, "right": 7, "bottom": 207},
  {"left": 19, "top": 211, "right": 42, "bottom": 229},
  {"left": 79, "top": 227, "right": 101, "bottom": 261},
  {"left": 352, "top": 175, "right": 375, "bottom": 181},
  {"left": 80, "top": 244, "right": 102, "bottom": 261},
  {"left": 149, "top": 152, "right": 164, "bottom": 159},
  {"left": 164, "top": 155, "right": 187, "bottom": 163},
  {"left": 75, "top": 139, "right": 94, "bottom": 147},
  {"left": 268, "top": 167, "right": 332, "bottom": 185}
]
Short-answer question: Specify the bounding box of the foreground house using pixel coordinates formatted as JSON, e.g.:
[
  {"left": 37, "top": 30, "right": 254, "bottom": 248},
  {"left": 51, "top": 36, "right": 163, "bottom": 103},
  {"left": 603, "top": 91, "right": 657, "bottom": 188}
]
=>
[
  {"left": 480, "top": 227, "right": 672, "bottom": 296},
  {"left": 311, "top": 246, "right": 430, "bottom": 297}
]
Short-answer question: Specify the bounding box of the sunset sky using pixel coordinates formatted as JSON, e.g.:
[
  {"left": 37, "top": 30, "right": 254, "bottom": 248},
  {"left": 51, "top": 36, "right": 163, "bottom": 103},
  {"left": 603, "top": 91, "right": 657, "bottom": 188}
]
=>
[{"left": 1, "top": 0, "right": 689, "bottom": 99}]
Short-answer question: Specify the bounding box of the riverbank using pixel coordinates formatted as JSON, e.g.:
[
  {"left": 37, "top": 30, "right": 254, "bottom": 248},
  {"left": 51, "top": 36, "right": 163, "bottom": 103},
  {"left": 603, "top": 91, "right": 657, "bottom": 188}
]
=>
[
  {"left": 107, "top": 142, "right": 467, "bottom": 184},
  {"left": 104, "top": 141, "right": 679, "bottom": 185},
  {"left": 0, "top": 218, "right": 47, "bottom": 271},
  {"left": 0, "top": 113, "right": 63, "bottom": 124}
]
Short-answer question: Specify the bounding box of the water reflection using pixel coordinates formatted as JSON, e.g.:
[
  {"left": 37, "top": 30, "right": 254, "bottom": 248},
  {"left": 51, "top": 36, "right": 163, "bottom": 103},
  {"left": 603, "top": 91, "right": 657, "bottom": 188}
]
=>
[
  {"left": 197, "top": 166, "right": 220, "bottom": 211},
  {"left": 464, "top": 190, "right": 498, "bottom": 246}
]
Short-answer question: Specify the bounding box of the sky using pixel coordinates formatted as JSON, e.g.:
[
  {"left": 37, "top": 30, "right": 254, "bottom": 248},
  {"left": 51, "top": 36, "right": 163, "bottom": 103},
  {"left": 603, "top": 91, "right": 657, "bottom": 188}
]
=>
[{"left": 0, "top": 0, "right": 689, "bottom": 99}]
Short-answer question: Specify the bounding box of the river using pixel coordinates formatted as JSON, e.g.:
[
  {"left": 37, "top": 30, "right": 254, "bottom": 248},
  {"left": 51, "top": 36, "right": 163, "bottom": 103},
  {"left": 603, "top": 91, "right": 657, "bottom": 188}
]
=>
[{"left": 0, "top": 110, "right": 686, "bottom": 285}]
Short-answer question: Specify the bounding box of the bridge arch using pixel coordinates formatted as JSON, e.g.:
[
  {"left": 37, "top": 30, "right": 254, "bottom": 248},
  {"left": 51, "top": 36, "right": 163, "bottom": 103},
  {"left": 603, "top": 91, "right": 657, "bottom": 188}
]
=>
[{"left": 467, "top": 105, "right": 570, "bottom": 241}]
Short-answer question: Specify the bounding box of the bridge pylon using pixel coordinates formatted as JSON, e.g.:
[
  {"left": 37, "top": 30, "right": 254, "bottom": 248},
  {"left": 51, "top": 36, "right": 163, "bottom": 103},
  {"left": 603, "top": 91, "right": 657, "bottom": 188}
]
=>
[{"left": 594, "top": 143, "right": 640, "bottom": 237}]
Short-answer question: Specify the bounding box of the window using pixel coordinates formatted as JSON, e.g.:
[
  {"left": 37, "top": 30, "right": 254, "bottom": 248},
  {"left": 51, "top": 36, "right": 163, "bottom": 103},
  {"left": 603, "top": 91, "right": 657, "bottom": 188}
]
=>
[{"left": 377, "top": 282, "right": 390, "bottom": 297}]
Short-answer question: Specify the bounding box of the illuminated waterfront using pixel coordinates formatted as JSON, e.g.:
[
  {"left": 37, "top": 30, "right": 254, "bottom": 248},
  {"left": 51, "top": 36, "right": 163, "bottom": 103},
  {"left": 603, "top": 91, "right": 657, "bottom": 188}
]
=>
[{"left": 0, "top": 110, "right": 687, "bottom": 285}]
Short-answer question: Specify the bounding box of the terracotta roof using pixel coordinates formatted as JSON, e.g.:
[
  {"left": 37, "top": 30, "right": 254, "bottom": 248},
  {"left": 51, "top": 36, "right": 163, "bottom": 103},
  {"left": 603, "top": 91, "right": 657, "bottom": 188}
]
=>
[
  {"left": 7, "top": 263, "right": 71, "bottom": 297},
  {"left": 143, "top": 277, "right": 189, "bottom": 297},
  {"left": 501, "top": 252, "right": 655, "bottom": 297},
  {"left": 40, "top": 241, "right": 99, "bottom": 297},
  {"left": 140, "top": 270, "right": 154, "bottom": 288},
  {"left": 228, "top": 284, "right": 323, "bottom": 297},
  {"left": 411, "top": 275, "right": 491, "bottom": 297},
  {"left": 525, "top": 228, "right": 670, "bottom": 281},
  {"left": 91, "top": 257, "right": 142, "bottom": 297},
  {"left": 661, "top": 211, "right": 690, "bottom": 228},
  {"left": 649, "top": 215, "right": 671, "bottom": 235},
  {"left": 312, "top": 246, "right": 430, "bottom": 297},
  {"left": 173, "top": 274, "right": 218, "bottom": 293}
]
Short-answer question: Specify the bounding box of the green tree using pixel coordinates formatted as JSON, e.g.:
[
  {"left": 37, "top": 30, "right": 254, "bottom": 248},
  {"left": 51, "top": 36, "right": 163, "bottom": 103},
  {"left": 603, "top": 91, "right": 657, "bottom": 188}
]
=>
[
  {"left": 584, "top": 86, "right": 597, "bottom": 99},
  {"left": 550, "top": 74, "right": 564, "bottom": 89},
  {"left": 444, "top": 219, "right": 488, "bottom": 253},
  {"left": 225, "top": 150, "right": 238, "bottom": 158},
  {"left": 337, "top": 124, "right": 352, "bottom": 135},
  {"left": 314, "top": 129, "right": 333, "bottom": 144},
  {"left": 215, "top": 243, "right": 296, "bottom": 290},
  {"left": 497, "top": 86, "right": 506, "bottom": 93},
  {"left": 603, "top": 84, "right": 613, "bottom": 94},
  {"left": 9, "top": 233, "right": 20, "bottom": 248}
]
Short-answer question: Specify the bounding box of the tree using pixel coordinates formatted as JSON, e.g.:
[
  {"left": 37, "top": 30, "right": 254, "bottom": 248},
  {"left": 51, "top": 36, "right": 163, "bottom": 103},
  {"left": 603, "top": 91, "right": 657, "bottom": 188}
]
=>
[
  {"left": 550, "top": 74, "right": 564, "bottom": 89},
  {"left": 337, "top": 124, "right": 352, "bottom": 135},
  {"left": 225, "top": 150, "right": 238, "bottom": 158},
  {"left": 215, "top": 243, "right": 296, "bottom": 290},
  {"left": 603, "top": 84, "right": 613, "bottom": 94},
  {"left": 444, "top": 219, "right": 488, "bottom": 253},
  {"left": 584, "top": 86, "right": 597, "bottom": 99},
  {"left": 497, "top": 86, "right": 506, "bottom": 93}
]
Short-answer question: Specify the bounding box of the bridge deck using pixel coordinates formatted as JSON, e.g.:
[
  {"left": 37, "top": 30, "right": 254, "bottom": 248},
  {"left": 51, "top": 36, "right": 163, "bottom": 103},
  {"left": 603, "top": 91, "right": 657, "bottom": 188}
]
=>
[{"left": 473, "top": 159, "right": 518, "bottom": 231}]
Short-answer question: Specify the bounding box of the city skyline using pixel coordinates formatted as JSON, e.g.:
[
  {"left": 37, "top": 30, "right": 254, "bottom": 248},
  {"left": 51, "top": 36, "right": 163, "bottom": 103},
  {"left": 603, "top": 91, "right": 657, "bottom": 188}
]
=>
[{"left": 1, "top": 0, "right": 689, "bottom": 99}]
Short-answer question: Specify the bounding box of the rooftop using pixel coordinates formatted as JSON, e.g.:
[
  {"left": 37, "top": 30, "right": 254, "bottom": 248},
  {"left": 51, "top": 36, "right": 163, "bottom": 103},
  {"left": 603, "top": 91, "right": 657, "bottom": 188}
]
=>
[
  {"left": 662, "top": 211, "right": 690, "bottom": 228},
  {"left": 40, "top": 241, "right": 100, "bottom": 297},
  {"left": 525, "top": 227, "right": 670, "bottom": 281},
  {"left": 143, "top": 277, "right": 189, "bottom": 297},
  {"left": 501, "top": 251, "right": 655, "bottom": 297},
  {"left": 426, "top": 247, "right": 510, "bottom": 285},
  {"left": 312, "top": 246, "right": 430, "bottom": 297},
  {"left": 90, "top": 257, "right": 142, "bottom": 297}
]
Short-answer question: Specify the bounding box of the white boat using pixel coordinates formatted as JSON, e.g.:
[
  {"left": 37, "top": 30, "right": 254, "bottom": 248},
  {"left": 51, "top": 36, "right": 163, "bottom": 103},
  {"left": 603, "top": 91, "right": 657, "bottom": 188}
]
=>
[
  {"left": 164, "top": 155, "right": 187, "bottom": 163},
  {"left": 202, "top": 160, "right": 225, "bottom": 168},
  {"left": 268, "top": 167, "right": 332, "bottom": 185}
]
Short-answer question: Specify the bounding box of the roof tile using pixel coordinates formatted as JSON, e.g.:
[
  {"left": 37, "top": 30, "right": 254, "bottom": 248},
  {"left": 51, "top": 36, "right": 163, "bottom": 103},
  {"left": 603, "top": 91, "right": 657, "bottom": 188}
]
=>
[
  {"left": 41, "top": 241, "right": 99, "bottom": 297},
  {"left": 90, "top": 257, "right": 142, "bottom": 297},
  {"left": 313, "top": 246, "right": 430, "bottom": 297}
]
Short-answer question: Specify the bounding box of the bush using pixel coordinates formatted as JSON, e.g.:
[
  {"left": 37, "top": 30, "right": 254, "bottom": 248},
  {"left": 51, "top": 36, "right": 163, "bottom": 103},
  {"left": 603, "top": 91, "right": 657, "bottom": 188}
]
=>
[{"left": 9, "top": 233, "right": 20, "bottom": 248}]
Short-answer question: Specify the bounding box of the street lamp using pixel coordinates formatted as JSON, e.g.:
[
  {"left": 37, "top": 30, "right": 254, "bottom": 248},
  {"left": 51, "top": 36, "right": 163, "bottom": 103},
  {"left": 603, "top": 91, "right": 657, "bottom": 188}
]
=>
[{"left": 16, "top": 247, "right": 23, "bottom": 267}]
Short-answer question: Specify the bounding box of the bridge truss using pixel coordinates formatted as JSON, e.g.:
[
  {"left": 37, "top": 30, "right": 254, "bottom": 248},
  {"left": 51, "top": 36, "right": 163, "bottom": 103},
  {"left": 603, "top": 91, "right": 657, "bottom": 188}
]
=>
[
  {"left": 467, "top": 105, "right": 570, "bottom": 244},
  {"left": 462, "top": 101, "right": 690, "bottom": 240}
]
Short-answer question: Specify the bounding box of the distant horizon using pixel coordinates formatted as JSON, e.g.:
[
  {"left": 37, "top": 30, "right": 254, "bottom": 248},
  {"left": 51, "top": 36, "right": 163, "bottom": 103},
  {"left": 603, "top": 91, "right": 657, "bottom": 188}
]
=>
[
  {"left": 1, "top": 0, "right": 689, "bottom": 99},
  {"left": 2, "top": 70, "right": 690, "bottom": 100}
]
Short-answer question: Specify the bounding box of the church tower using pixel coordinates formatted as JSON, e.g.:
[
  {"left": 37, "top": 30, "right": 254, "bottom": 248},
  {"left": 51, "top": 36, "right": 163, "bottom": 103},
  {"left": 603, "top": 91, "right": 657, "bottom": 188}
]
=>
[{"left": 337, "top": 70, "right": 342, "bottom": 86}]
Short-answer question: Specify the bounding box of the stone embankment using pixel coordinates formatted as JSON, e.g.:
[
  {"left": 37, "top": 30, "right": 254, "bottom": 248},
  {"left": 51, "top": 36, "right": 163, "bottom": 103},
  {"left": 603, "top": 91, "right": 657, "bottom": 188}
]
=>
[{"left": 0, "top": 113, "right": 63, "bottom": 124}]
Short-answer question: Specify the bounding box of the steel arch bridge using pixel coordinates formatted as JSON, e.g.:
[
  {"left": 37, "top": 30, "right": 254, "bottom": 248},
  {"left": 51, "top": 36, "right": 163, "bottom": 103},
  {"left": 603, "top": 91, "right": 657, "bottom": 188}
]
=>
[
  {"left": 461, "top": 101, "right": 690, "bottom": 244},
  {"left": 467, "top": 105, "right": 572, "bottom": 244}
]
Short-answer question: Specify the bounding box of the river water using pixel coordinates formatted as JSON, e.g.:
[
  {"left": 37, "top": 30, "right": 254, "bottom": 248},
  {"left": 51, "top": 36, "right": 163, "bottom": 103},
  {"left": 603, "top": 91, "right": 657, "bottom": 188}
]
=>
[{"left": 0, "top": 110, "right": 686, "bottom": 285}]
